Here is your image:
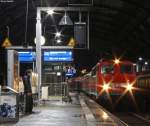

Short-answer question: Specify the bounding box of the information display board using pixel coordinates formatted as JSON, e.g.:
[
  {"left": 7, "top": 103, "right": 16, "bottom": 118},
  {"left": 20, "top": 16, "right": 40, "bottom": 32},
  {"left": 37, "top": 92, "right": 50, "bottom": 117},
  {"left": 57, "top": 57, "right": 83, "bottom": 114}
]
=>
[
  {"left": 18, "top": 51, "right": 35, "bottom": 62},
  {"left": 18, "top": 50, "right": 73, "bottom": 62},
  {"left": 44, "top": 50, "right": 73, "bottom": 62}
]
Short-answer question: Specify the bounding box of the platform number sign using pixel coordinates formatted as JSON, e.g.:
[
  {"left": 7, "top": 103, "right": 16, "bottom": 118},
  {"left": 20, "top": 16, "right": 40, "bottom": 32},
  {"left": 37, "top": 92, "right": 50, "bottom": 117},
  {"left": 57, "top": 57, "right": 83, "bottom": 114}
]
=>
[{"left": 65, "top": 67, "right": 76, "bottom": 77}]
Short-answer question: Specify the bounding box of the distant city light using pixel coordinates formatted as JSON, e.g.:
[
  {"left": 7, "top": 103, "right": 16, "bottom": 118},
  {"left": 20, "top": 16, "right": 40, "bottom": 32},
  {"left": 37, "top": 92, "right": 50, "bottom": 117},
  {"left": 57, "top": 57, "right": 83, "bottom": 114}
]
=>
[{"left": 47, "top": 9, "right": 54, "bottom": 15}]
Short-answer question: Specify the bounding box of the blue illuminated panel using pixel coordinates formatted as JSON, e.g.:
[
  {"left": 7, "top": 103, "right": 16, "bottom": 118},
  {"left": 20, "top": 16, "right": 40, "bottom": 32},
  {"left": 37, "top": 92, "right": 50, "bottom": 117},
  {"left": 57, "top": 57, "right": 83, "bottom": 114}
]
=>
[
  {"left": 44, "top": 51, "right": 73, "bottom": 62},
  {"left": 18, "top": 51, "right": 35, "bottom": 62},
  {"left": 65, "top": 67, "right": 76, "bottom": 77}
]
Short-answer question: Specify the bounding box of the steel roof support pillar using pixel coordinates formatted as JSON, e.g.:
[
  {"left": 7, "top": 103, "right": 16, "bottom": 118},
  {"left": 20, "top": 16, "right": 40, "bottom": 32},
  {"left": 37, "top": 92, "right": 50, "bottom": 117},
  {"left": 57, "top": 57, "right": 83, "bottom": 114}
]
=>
[{"left": 36, "top": 8, "right": 42, "bottom": 101}]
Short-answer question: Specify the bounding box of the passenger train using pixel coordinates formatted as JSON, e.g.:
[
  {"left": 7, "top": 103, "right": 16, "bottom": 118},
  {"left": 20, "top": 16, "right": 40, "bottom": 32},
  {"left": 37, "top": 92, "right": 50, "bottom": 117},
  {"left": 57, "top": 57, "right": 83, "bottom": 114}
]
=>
[
  {"left": 68, "top": 58, "right": 150, "bottom": 111},
  {"left": 69, "top": 59, "right": 136, "bottom": 105}
]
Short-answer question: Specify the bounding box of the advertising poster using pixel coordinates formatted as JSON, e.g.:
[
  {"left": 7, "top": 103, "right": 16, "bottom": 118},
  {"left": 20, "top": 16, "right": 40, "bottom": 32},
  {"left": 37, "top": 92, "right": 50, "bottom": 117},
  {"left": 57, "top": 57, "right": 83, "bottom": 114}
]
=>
[{"left": 0, "top": 95, "right": 16, "bottom": 118}]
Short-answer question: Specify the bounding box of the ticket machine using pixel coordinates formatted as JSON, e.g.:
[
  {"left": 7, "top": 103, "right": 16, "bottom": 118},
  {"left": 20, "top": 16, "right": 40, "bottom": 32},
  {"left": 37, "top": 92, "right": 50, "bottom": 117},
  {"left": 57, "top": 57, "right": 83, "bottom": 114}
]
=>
[{"left": 7, "top": 50, "right": 20, "bottom": 92}]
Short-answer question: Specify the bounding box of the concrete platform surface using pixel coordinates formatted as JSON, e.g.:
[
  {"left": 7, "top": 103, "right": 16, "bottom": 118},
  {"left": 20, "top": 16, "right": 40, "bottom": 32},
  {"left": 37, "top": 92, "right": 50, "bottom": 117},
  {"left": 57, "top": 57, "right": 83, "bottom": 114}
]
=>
[
  {"left": 0, "top": 101, "right": 86, "bottom": 126},
  {"left": 0, "top": 93, "right": 123, "bottom": 126}
]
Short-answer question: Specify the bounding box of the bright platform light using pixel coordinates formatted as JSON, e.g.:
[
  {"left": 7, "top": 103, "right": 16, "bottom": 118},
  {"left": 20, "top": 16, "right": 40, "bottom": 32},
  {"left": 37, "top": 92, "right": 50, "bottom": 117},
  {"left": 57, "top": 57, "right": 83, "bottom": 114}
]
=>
[
  {"left": 138, "top": 57, "right": 143, "bottom": 61},
  {"left": 55, "top": 32, "right": 61, "bottom": 38},
  {"left": 57, "top": 72, "right": 61, "bottom": 76},
  {"left": 56, "top": 39, "right": 62, "bottom": 43},
  {"left": 145, "top": 61, "right": 148, "bottom": 65},
  {"left": 47, "top": 9, "right": 54, "bottom": 15},
  {"left": 34, "top": 36, "right": 45, "bottom": 45}
]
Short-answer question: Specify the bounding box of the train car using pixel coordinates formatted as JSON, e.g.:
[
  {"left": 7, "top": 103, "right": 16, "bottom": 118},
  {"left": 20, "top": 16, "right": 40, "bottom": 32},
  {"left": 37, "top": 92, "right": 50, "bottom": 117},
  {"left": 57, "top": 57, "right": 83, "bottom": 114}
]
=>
[
  {"left": 81, "top": 59, "right": 136, "bottom": 103},
  {"left": 136, "top": 74, "right": 150, "bottom": 91},
  {"left": 134, "top": 73, "right": 150, "bottom": 112}
]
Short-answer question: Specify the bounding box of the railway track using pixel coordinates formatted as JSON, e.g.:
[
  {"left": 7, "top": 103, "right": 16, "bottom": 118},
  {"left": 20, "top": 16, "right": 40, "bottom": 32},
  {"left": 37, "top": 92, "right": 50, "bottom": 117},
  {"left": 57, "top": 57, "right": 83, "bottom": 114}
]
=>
[
  {"left": 113, "top": 112, "right": 150, "bottom": 126},
  {"left": 84, "top": 95, "right": 150, "bottom": 126}
]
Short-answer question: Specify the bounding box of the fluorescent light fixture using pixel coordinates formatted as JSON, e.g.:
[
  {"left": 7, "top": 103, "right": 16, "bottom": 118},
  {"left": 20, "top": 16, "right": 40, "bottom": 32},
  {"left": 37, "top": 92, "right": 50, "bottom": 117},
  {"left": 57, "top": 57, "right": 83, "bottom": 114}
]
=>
[
  {"left": 47, "top": 9, "right": 54, "bottom": 15},
  {"left": 59, "top": 12, "right": 73, "bottom": 25}
]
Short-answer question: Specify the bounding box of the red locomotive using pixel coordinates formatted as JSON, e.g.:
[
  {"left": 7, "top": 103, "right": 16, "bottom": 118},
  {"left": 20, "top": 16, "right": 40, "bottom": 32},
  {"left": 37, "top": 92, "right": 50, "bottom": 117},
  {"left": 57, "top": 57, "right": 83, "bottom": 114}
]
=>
[{"left": 81, "top": 59, "right": 136, "bottom": 102}]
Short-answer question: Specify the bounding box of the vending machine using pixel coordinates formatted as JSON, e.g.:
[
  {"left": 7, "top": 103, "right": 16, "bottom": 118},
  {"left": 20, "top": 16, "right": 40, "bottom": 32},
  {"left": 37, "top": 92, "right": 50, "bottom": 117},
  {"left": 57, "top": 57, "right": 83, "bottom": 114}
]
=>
[{"left": 7, "top": 50, "right": 20, "bottom": 91}]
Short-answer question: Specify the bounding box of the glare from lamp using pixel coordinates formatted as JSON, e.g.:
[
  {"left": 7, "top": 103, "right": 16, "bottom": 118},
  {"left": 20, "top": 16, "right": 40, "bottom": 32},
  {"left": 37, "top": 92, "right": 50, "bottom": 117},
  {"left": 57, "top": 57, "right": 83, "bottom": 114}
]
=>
[
  {"left": 114, "top": 59, "right": 120, "bottom": 64},
  {"left": 145, "top": 61, "right": 148, "bottom": 65},
  {"left": 56, "top": 39, "right": 62, "bottom": 43},
  {"left": 138, "top": 57, "right": 143, "bottom": 61},
  {"left": 34, "top": 36, "right": 45, "bottom": 46},
  {"left": 102, "top": 112, "right": 108, "bottom": 120},
  {"left": 55, "top": 32, "right": 61, "bottom": 38},
  {"left": 103, "top": 84, "right": 109, "bottom": 91},
  {"left": 57, "top": 72, "right": 61, "bottom": 76},
  {"left": 126, "top": 84, "right": 133, "bottom": 91},
  {"left": 47, "top": 9, "right": 54, "bottom": 15}
]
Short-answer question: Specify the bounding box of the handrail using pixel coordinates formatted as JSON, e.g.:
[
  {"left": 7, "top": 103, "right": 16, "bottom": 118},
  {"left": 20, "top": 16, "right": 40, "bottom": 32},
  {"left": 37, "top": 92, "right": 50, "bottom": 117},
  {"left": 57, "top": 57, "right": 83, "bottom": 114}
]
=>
[{"left": 2, "top": 86, "right": 18, "bottom": 94}]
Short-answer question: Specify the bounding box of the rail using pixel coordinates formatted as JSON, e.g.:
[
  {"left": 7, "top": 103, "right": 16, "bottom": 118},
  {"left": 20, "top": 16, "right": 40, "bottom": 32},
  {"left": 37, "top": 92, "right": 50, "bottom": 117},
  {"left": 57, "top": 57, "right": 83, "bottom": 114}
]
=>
[{"left": 113, "top": 112, "right": 150, "bottom": 126}]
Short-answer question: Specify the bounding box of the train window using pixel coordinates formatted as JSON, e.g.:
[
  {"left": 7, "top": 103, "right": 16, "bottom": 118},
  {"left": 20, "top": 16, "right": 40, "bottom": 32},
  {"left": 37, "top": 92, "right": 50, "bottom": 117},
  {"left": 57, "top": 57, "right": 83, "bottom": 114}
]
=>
[
  {"left": 91, "top": 67, "right": 97, "bottom": 76},
  {"left": 101, "top": 64, "right": 114, "bottom": 74},
  {"left": 120, "top": 64, "right": 133, "bottom": 73}
]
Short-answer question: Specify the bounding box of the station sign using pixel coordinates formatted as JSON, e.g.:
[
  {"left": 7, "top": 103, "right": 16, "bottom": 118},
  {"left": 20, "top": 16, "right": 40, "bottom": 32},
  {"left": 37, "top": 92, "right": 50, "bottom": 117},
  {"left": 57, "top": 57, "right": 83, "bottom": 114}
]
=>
[
  {"left": 65, "top": 67, "right": 76, "bottom": 77},
  {"left": 44, "top": 51, "right": 73, "bottom": 62},
  {"left": 18, "top": 50, "right": 73, "bottom": 62},
  {"left": 18, "top": 51, "right": 35, "bottom": 62}
]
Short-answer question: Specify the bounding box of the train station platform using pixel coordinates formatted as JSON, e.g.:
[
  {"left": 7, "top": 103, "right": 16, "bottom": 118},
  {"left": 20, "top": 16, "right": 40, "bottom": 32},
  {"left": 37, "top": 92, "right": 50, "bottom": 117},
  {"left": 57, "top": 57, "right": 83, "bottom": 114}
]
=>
[{"left": 0, "top": 93, "right": 124, "bottom": 126}]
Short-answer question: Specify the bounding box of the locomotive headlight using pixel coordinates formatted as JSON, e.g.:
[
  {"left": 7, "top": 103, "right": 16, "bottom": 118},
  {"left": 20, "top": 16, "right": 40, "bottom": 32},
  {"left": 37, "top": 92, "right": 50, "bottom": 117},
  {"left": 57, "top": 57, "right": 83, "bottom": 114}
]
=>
[
  {"left": 103, "top": 84, "right": 109, "bottom": 90},
  {"left": 114, "top": 59, "right": 120, "bottom": 64},
  {"left": 126, "top": 84, "right": 133, "bottom": 91}
]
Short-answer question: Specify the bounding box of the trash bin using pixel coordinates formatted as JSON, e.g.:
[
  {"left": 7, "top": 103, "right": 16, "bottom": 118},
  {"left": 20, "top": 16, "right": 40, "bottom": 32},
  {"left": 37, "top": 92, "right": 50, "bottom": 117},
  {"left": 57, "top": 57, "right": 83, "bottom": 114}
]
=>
[{"left": 0, "top": 87, "right": 19, "bottom": 122}]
